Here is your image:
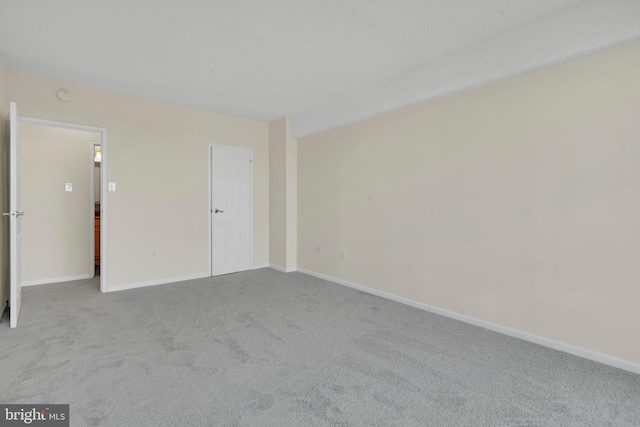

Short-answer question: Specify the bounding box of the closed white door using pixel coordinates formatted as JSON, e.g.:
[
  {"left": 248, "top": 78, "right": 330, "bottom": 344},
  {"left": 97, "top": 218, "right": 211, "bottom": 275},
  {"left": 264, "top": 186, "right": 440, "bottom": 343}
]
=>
[
  {"left": 210, "top": 145, "right": 252, "bottom": 276},
  {"left": 7, "top": 102, "right": 23, "bottom": 328}
]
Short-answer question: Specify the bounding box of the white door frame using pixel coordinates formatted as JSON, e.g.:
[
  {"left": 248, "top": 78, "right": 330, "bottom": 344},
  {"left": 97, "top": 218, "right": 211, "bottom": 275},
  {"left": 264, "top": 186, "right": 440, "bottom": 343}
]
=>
[
  {"left": 20, "top": 116, "right": 108, "bottom": 293},
  {"left": 208, "top": 144, "right": 253, "bottom": 276}
]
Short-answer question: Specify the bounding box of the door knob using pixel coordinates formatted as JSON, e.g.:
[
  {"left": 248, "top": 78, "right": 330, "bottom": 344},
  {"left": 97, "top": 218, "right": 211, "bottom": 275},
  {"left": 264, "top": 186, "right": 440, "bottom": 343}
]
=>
[{"left": 214, "top": 209, "right": 224, "bottom": 213}]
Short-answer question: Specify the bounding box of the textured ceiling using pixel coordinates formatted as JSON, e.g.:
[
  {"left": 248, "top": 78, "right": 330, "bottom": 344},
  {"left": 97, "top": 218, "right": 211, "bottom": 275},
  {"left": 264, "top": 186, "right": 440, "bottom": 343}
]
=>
[{"left": 1, "top": 0, "right": 639, "bottom": 137}]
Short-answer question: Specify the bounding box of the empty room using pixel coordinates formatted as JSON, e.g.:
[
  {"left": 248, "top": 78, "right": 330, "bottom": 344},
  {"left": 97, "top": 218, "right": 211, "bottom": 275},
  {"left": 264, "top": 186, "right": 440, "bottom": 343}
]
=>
[{"left": 1, "top": 1, "right": 639, "bottom": 426}]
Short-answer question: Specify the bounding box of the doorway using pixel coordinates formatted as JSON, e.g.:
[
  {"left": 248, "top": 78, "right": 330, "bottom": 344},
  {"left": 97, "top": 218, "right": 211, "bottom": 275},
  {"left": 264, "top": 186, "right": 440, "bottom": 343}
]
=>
[
  {"left": 19, "top": 116, "right": 108, "bottom": 293},
  {"left": 92, "top": 142, "right": 102, "bottom": 277},
  {"left": 209, "top": 144, "right": 252, "bottom": 276}
]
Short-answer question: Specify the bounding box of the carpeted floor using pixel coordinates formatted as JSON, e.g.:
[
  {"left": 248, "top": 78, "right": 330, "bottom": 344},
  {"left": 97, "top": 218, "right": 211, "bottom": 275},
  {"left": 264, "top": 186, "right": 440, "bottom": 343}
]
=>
[{"left": 1, "top": 268, "right": 639, "bottom": 426}]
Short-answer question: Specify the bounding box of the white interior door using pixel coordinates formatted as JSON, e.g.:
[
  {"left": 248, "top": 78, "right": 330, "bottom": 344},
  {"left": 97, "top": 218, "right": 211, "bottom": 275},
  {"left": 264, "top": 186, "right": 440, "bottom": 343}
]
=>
[
  {"left": 210, "top": 145, "right": 252, "bottom": 276},
  {"left": 8, "top": 102, "right": 23, "bottom": 328}
]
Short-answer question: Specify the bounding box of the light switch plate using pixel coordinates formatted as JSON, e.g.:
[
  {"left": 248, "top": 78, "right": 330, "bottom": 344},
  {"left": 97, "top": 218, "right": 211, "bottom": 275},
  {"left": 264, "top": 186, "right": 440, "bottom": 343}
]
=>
[
  {"left": 65, "top": 183, "right": 73, "bottom": 192},
  {"left": 108, "top": 182, "right": 116, "bottom": 192}
]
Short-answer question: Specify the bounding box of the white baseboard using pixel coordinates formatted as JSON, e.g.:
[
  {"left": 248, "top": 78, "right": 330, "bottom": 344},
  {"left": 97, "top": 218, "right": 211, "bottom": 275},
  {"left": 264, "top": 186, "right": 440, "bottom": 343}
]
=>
[
  {"left": 252, "top": 263, "right": 270, "bottom": 270},
  {"left": 107, "top": 274, "right": 210, "bottom": 293},
  {"left": 0, "top": 300, "right": 9, "bottom": 322},
  {"left": 270, "top": 264, "right": 297, "bottom": 273},
  {"left": 22, "top": 274, "right": 94, "bottom": 287},
  {"left": 297, "top": 267, "right": 640, "bottom": 376}
]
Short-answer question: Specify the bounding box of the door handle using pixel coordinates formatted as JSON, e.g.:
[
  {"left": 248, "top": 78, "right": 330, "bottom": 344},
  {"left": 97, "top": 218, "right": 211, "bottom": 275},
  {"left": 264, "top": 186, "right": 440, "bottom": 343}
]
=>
[
  {"left": 214, "top": 209, "right": 224, "bottom": 213},
  {"left": 2, "top": 211, "right": 24, "bottom": 217}
]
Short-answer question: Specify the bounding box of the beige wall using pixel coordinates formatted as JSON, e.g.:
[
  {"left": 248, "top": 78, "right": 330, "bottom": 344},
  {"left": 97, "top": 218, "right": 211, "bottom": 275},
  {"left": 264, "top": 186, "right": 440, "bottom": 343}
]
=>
[
  {"left": 285, "top": 130, "right": 297, "bottom": 268},
  {"left": 269, "top": 118, "right": 286, "bottom": 267},
  {"left": 21, "top": 124, "right": 100, "bottom": 284},
  {"left": 298, "top": 42, "right": 640, "bottom": 365},
  {"left": 0, "top": 57, "right": 7, "bottom": 307},
  {"left": 269, "top": 117, "right": 297, "bottom": 270},
  {"left": 6, "top": 70, "right": 269, "bottom": 288}
]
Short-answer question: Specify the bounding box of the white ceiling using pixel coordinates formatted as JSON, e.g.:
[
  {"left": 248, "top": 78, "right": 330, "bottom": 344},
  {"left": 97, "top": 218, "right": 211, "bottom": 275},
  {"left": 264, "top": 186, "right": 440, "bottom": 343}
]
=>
[{"left": 1, "top": 0, "right": 639, "bottom": 137}]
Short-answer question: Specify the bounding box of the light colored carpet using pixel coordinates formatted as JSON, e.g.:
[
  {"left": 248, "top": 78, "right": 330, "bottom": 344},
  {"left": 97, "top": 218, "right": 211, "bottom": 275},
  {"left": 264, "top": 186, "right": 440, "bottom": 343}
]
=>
[{"left": 1, "top": 268, "right": 638, "bottom": 426}]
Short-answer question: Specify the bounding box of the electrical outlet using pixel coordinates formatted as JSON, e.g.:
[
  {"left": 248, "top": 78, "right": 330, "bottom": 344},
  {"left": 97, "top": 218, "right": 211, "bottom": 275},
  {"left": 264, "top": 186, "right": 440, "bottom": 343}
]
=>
[
  {"left": 340, "top": 249, "right": 347, "bottom": 260},
  {"left": 151, "top": 249, "right": 158, "bottom": 259},
  {"left": 316, "top": 245, "right": 322, "bottom": 254}
]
